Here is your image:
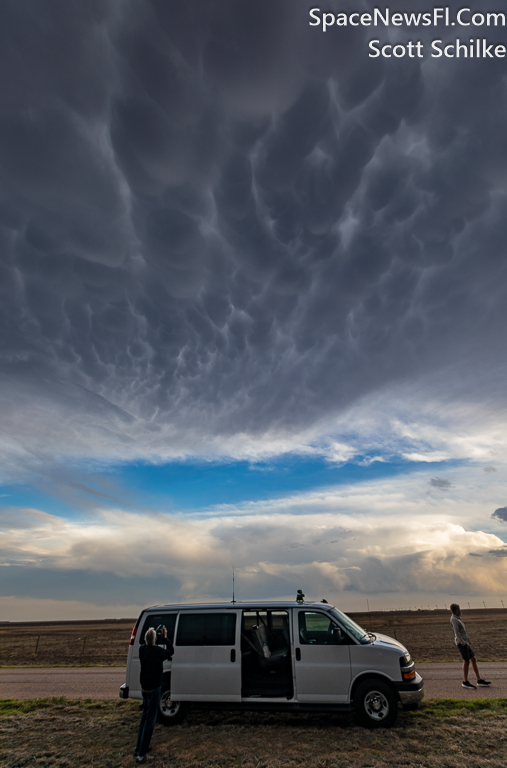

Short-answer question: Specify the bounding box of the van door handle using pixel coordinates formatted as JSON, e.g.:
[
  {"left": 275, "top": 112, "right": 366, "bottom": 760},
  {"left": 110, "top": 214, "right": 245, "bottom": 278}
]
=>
[
  {"left": 296, "top": 647, "right": 301, "bottom": 661},
  {"left": 230, "top": 649, "right": 236, "bottom": 662}
]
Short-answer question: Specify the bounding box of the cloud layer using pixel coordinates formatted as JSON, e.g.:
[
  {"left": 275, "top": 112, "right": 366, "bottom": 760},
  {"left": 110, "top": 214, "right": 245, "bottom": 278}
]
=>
[
  {"left": 0, "top": 1, "right": 507, "bottom": 472},
  {"left": 2, "top": 2, "right": 507, "bottom": 616},
  {"left": 2, "top": 465, "right": 507, "bottom": 617}
]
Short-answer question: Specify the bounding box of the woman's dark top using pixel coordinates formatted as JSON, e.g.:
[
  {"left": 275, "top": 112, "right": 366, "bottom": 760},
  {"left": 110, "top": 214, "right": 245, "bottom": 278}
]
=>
[{"left": 139, "top": 642, "right": 174, "bottom": 691}]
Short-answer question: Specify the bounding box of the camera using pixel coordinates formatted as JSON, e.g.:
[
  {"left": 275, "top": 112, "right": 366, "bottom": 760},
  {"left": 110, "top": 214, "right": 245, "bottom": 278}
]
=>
[{"left": 155, "top": 624, "right": 167, "bottom": 643}]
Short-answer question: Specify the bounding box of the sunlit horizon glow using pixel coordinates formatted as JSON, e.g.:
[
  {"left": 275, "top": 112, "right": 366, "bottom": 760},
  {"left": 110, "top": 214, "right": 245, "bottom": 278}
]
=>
[{"left": 1, "top": 1, "right": 507, "bottom": 619}]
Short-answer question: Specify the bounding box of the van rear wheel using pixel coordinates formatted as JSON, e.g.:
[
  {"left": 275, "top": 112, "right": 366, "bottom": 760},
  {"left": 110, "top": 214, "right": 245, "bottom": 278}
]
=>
[
  {"left": 158, "top": 681, "right": 187, "bottom": 725},
  {"left": 353, "top": 678, "right": 398, "bottom": 728}
]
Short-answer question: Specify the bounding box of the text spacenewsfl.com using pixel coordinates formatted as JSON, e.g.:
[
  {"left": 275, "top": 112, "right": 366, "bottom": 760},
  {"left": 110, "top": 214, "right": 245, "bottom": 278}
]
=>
[{"left": 309, "top": 7, "right": 507, "bottom": 58}]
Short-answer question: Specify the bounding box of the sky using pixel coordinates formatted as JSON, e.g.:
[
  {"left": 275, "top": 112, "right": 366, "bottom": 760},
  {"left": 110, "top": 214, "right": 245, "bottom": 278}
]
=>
[{"left": 2, "top": 0, "right": 507, "bottom": 620}]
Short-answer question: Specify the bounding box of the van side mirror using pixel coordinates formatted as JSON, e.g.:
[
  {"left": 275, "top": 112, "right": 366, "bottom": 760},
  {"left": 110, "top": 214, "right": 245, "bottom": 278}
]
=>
[{"left": 332, "top": 627, "right": 343, "bottom": 644}]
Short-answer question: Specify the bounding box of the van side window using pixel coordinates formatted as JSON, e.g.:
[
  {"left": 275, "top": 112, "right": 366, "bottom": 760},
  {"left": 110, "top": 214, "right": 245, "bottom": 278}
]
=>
[
  {"left": 299, "top": 611, "right": 347, "bottom": 645},
  {"left": 241, "top": 610, "right": 290, "bottom": 658},
  {"left": 176, "top": 613, "right": 236, "bottom": 646},
  {"left": 140, "top": 614, "right": 177, "bottom": 645}
]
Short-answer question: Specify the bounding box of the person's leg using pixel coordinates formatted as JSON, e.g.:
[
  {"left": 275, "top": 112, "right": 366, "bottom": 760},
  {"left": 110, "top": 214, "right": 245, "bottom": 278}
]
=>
[
  {"left": 469, "top": 652, "right": 491, "bottom": 685},
  {"left": 463, "top": 658, "right": 470, "bottom": 682},
  {"left": 471, "top": 657, "right": 480, "bottom": 680},
  {"left": 135, "top": 692, "right": 148, "bottom": 754},
  {"left": 138, "top": 687, "right": 160, "bottom": 759}
]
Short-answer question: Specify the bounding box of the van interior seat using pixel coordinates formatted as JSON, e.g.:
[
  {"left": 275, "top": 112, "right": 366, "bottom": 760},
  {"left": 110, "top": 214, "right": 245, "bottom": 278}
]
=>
[{"left": 250, "top": 623, "right": 288, "bottom": 661}]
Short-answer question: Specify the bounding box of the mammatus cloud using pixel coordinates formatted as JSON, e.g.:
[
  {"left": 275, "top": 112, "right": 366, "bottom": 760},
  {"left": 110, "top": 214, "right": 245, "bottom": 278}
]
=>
[
  {"left": 0, "top": 1, "right": 507, "bottom": 474},
  {"left": 2, "top": 2, "right": 507, "bottom": 617}
]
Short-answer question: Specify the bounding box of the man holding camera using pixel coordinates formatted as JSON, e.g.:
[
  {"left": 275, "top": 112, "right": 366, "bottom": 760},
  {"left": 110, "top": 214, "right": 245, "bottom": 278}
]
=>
[{"left": 135, "top": 625, "right": 174, "bottom": 763}]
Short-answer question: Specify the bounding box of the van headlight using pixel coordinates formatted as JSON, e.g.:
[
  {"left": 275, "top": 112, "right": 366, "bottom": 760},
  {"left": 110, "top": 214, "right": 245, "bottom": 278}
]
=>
[{"left": 400, "top": 654, "right": 416, "bottom": 680}]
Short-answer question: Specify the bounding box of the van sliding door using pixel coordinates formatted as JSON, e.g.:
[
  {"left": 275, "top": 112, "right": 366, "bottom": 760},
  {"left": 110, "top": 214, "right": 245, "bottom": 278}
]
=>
[{"left": 171, "top": 610, "right": 241, "bottom": 701}]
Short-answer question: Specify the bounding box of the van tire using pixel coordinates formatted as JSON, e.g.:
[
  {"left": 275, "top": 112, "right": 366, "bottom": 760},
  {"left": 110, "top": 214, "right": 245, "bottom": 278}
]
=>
[
  {"left": 158, "top": 681, "right": 187, "bottom": 725},
  {"left": 353, "top": 678, "right": 398, "bottom": 728}
]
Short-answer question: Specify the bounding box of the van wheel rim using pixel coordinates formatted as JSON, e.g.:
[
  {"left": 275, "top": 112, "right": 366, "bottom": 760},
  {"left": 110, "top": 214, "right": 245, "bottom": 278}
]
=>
[
  {"left": 160, "top": 692, "right": 180, "bottom": 718},
  {"left": 364, "top": 690, "right": 389, "bottom": 720}
]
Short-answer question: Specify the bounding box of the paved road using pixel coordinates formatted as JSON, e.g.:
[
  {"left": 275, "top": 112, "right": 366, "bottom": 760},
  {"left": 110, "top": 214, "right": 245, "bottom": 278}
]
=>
[
  {"left": 1, "top": 663, "right": 507, "bottom": 701},
  {"left": 0, "top": 667, "right": 124, "bottom": 700},
  {"left": 418, "top": 662, "right": 507, "bottom": 699}
]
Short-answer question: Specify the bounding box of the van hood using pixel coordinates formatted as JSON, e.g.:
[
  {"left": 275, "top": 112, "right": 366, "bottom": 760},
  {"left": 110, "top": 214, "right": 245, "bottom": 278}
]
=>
[{"left": 372, "top": 632, "right": 408, "bottom": 653}]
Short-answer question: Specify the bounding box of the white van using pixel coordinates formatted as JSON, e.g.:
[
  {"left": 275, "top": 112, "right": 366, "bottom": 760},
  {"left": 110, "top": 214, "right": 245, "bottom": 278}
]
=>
[{"left": 119, "top": 600, "right": 423, "bottom": 728}]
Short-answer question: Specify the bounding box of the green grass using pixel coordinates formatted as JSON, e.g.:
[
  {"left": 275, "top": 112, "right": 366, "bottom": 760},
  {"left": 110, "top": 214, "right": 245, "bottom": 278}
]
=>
[
  {"left": 0, "top": 663, "right": 125, "bottom": 668},
  {"left": 2, "top": 697, "right": 507, "bottom": 719},
  {"left": 415, "top": 698, "right": 507, "bottom": 717},
  {"left": 2, "top": 699, "right": 507, "bottom": 768},
  {"left": 0, "top": 697, "right": 136, "bottom": 717}
]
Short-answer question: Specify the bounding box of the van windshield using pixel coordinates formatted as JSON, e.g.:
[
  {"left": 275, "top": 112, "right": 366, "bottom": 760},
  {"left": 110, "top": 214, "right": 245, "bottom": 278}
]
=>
[{"left": 328, "top": 608, "right": 373, "bottom": 644}]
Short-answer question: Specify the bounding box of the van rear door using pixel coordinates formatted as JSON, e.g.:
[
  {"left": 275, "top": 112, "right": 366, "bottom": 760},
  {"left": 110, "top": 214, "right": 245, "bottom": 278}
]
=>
[
  {"left": 171, "top": 609, "right": 241, "bottom": 701},
  {"left": 293, "top": 608, "right": 351, "bottom": 703},
  {"left": 129, "top": 612, "right": 177, "bottom": 698}
]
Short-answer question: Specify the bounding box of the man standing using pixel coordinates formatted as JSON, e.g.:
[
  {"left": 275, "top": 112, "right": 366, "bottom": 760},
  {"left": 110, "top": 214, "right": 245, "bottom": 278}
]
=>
[
  {"left": 135, "top": 626, "right": 174, "bottom": 763},
  {"left": 449, "top": 604, "right": 491, "bottom": 689}
]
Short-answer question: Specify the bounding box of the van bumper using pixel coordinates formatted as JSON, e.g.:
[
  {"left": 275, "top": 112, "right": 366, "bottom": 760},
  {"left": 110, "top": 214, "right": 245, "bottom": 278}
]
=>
[
  {"left": 395, "top": 672, "right": 424, "bottom": 709},
  {"left": 119, "top": 684, "right": 129, "bottom": 699}
]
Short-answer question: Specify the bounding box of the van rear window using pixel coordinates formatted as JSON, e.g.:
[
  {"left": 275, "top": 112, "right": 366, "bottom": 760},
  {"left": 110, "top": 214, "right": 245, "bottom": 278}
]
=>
[
  {"left": 176, "top": 613, "right": 236, "bottom": 646},
  {"left": 140, "top": 613, "right": 177, "bottom": 645}
]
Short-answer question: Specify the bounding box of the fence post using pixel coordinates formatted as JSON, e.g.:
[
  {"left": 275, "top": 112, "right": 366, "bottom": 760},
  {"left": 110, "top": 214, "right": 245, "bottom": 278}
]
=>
[{"left": 35, "top": 635, "right": 40, "bottom": 653}]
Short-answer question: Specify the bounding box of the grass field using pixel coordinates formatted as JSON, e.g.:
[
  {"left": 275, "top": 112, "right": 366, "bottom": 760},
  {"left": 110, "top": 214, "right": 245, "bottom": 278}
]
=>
[
  {"left": 2, "top": 610, "right": 507, "bottom": 767},
  {"left": 2, "top": 698, "right": 507, "bottom": 767},
  {"left": 2, "top": 608, "right": 507, "bottom": 667}
]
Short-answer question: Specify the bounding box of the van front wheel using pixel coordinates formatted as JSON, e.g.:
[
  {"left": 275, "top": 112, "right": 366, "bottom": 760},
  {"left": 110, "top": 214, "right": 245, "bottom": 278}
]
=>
[
  {"left": 158, "top": 682, "right": 187, "bottom": 725},
  {"left": 353, "top": 678, "right": 398, "bottom": 728}
]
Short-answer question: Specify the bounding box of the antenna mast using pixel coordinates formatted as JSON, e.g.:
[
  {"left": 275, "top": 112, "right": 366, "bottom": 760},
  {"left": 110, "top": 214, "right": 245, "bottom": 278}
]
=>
[{"left": 232, "top": 565, "right": 235, "bottom": 603}]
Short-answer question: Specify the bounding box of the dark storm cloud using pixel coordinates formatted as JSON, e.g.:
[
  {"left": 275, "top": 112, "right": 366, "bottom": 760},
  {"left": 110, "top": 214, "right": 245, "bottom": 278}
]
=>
[
  {"left": 1, "top": 0, "right": 507, "bottom": 463},
  {"left": 429, "top": 477, "right": 453, "bottom": 491},
  {"left": 492, "top": 507, "right": 507, "bottom": 522},
  {"left": 0, "top": 565, "right": 179, "bottom": 606}
]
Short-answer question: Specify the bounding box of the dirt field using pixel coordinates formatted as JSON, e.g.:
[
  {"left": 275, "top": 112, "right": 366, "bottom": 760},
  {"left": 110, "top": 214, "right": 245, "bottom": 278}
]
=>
[
  {"left": 2, "top": 698, "right": 507, "bottom": 768},
  {"left": 0, "top": 619, "right": 133, "bottom": 667},
  {"left": 1, "top": 609, "right": 506, "bottom": 667},
  {"left": 354, "top": 608, "right": 507, "bottom": 663}
]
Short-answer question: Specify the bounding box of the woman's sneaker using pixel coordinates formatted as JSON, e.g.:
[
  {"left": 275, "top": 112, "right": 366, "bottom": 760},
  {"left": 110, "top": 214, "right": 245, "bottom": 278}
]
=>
[
  {"left": 462, "top": 680, "right": 476, "bottom": 689},
  {"left": 477, "top": 679, "right": 491, "bottom": 686}
]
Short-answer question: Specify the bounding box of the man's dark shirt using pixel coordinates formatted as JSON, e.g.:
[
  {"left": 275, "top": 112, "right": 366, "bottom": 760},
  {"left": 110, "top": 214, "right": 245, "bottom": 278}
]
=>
[{"left": 139, "top": 642, "right": 174, "bottom": 691}]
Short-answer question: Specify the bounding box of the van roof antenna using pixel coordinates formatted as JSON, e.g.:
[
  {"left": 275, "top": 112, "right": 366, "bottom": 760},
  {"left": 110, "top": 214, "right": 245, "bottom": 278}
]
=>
[{"left": 232, "top": 565, "right": 235, "bottom": 604}]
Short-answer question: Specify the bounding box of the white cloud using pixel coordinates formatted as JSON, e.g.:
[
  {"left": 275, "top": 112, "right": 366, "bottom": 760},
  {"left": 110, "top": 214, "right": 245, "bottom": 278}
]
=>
[{"left": 2, "top": 464, "right": 507, "bottom": 615}]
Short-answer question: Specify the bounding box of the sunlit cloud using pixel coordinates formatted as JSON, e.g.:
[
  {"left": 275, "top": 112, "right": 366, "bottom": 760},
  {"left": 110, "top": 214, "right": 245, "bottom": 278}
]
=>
[{"left": 2, "top": 463, "right": 507, "bottom": 617}]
